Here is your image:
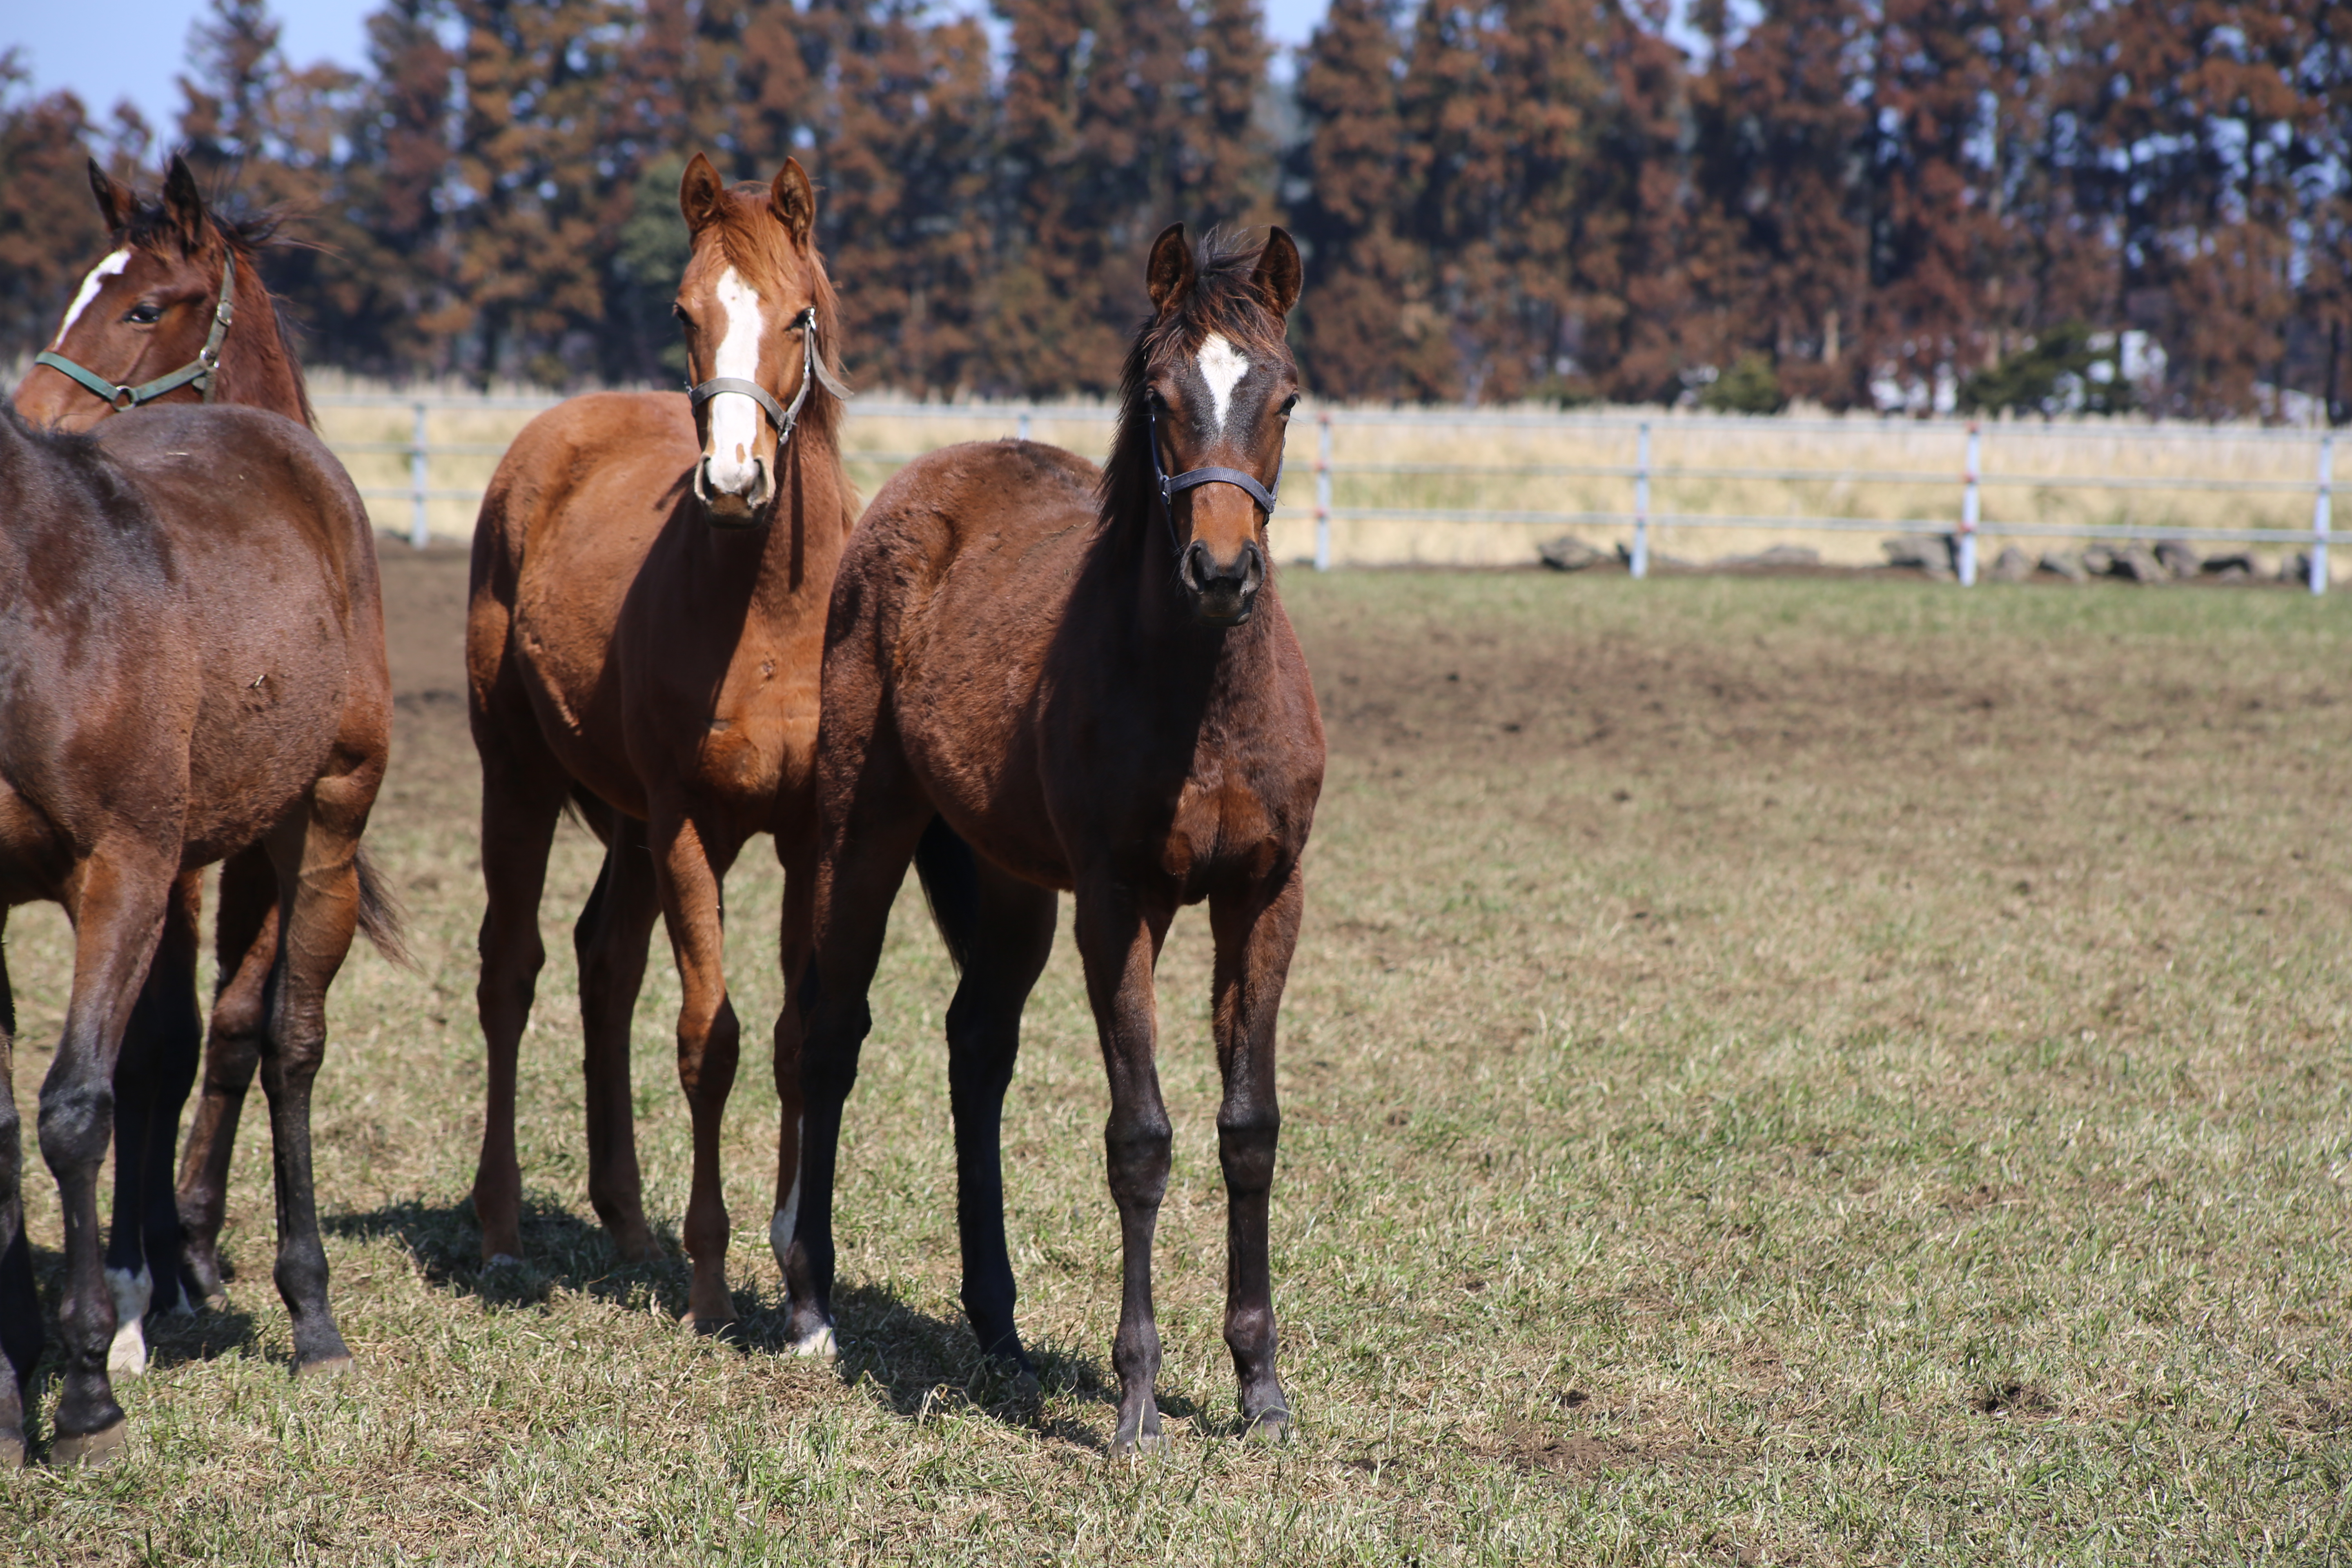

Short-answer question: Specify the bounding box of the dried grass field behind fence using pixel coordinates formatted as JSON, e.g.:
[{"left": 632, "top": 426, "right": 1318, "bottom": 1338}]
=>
[{"left": 307, "top": 376, "right": 2338, "bottom": 580}]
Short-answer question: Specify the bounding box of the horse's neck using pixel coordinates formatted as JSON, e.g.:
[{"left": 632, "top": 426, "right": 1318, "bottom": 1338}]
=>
[
  {"left": 747, "top": 432, "right": 853, "bottom": 588},
  {"left": 214, "top": 258, "right": 310, "bottom": 426}
]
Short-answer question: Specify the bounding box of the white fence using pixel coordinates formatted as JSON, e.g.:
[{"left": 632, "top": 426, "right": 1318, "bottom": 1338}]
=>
[{"left": 317, "top": 394, "right": 2343, "bottom": 593}]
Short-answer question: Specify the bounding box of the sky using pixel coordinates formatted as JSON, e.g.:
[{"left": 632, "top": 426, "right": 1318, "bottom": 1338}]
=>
[{"left": 6, "top": 1, "right": 1336, "bottom": 138}]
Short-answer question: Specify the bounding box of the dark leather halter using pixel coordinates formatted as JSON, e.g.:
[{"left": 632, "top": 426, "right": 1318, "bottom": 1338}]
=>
[
  {"left": 35, "top": 251, "right": 236, "bottom": 412},
  {"left": 1148, "top": 399, "right": 1281, "bottom": 552},
  {"left": 686, "top": 304, "right": 853, "bottom": 513}
]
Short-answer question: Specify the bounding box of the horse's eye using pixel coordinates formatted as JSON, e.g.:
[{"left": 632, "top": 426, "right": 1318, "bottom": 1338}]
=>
[
  {"left": 1279, "top": 394, "right": 1299, "bottom": 416},
  {"left": 670, "top": 302, "right": 688, "bottom": 323},
  {"left": 125, "top": 303, "right": 162, "bottom": 326}
]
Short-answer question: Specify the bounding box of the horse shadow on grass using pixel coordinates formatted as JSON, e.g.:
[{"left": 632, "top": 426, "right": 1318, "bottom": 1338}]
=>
[
  {"left": 323, "top": 1195, "right": 1152, "bottom": 1451},
  {"left": 24, "top": 1237, "right": 262, "bottom": 1377}
]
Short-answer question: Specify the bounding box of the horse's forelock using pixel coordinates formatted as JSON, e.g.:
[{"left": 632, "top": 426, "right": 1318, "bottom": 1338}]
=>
[{"left": 1102, "top": 229, "right": 1295, "bottom": 529}]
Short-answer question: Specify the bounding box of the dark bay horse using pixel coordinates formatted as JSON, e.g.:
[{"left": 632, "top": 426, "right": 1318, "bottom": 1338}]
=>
[
  {"left": 784, "top": 226, "right": 1324, "bottom": 1452},
  {"left": 13, "top": 155, "right": 344, "bottom": 1379},
  {"left": 0, "top": 401, "right": 394, "bottom": 1464},
  {"left": 468, "top": 156, "right": 855, "bottom": 1331}
]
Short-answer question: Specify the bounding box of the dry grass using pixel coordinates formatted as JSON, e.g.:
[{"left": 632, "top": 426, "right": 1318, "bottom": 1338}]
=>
[
  {"left": 309, "top": 380, "right": 2337, "bottom": 578},
  {"left": 5, "top": 562, "right": 2351, "bottom": 1563}
]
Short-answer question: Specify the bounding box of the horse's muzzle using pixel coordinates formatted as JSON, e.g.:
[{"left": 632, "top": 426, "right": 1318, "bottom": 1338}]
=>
[
  {"left": 1181, "top": 538, "right": 1265, "bottom": 626},
  {"left": 694, "top": 453, "right": 771, "bottom": 526}
]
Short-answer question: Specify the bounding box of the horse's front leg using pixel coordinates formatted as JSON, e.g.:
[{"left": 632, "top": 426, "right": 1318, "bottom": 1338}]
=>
[
  {"left": 0, "top": 911, "right": 35, "bottom": 1468},
  {"left": 104, "top": 871, "right": 203, "bottom": 1376},
  {"left": 1073, "top": 879, "right": 1176, "bottom": 1455},
  {"left": 40, "top": 843, "right": 175, "bottom": 1463},
  {"left": 1208, "top": 860, "right": 1305, "bottom": 1442},
  {"left": 650, "top": 810, "right": 743, "bottom": 1332}
]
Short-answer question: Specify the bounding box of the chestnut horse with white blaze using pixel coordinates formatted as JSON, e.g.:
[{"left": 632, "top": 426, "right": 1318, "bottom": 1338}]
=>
[
  {"left": 13, "top": 155, "right": 399, "bottom": 1389},
  {"left": 784, "top": 226, "right": 1324, "bottom": 1452},
  {"left": 467, "top": 155, "right": 856, "bottom": 1331}
]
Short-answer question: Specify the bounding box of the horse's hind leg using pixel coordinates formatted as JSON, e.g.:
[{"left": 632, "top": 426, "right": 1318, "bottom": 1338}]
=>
[
  {"left": 1208, "top": 863, "right": 1305, "bottom": 1443},
  {"left": 177, "top": 849, "right": 276, "bottom": 1306},
  {"left": 0, "top": 913, "right": 36, "bottom": 1467},
  {"left": 256, "top": 786, "right": 374, "bottom": 1374},
  {"left": 471, "top": 728, "right": 569, "bottom": 1263},
  {"left": 41, "top": 843, "right": 175, "bottom": 1463},
  {"left": 103, "top": 872, "right": 203, "bottom": 1376},
  {"left": 942, "top": 855, "right": 1056, "bottom": 1376},
  {"left": 782, "top": 800, "right": 929, "bottom": 1358},
  {"left": 649, "top": 810, "right": 746, "bottom": 1331},
  {"left": 574, "top": 806, "right": 662, "bottom": 1263}
]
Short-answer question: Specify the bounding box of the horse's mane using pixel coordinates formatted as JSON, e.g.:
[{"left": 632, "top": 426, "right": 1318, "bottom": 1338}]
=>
[
  {"left": 116, "top": 181, "right": 316, "bottom": 427},
  {"left": 710, "top": 183, "right": 849, "bottom": 454},
  {"left": 1100, "top": 228, "right": 1292, "bottom": 535}
]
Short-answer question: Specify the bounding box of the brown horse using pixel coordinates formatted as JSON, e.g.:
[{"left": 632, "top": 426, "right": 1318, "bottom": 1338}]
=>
[
  {"left": 782, "top": 226, "right": 1324, "bottom": 1452},
  {"left": 12, "top": 154, "right": 335, "bottom": 1377},
  {"left": 0, "top": 400, "right": 394, "bottom": 1465},
  {"left": 467, "top": 155, "right": 854, "bottom": 1330}
]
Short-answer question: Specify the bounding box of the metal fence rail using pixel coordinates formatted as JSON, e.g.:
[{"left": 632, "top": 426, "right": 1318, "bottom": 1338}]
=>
[{"left": 314, "top": 394, "right": 2343, "bottom": 593}]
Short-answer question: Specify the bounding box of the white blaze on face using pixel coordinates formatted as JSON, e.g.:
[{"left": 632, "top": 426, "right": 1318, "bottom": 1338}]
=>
[
  {"left": 1197, "top": 332, "right": 1251, "bottom": 435},
  {"left": 56, "top": 249, "right": 131, "bottom": 346},
  {"left": 704, "top": 265, "right": 768, "bottom": 497}
]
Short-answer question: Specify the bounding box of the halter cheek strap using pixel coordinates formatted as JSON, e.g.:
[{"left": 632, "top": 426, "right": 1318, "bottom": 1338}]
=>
[
  {"left": 35, "top": 251, "right": 236, "bottom": 412},
  {"left": 1149, "top": 401, "right": 1281, "bottom": 550},
  {"left": 685, "top": 305, "right": 853, "bottom": 473}
]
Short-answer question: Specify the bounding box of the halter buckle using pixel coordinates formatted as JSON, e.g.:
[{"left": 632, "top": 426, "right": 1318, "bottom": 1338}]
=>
[{"left": 110, "top": 385, "right": 139, "bottom": 411}]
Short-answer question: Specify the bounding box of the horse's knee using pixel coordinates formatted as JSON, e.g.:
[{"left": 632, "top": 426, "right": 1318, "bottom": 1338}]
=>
[
  {"left": 1105, "top": 1115, "right": 1173, "bottom": 1202},
  {"left": 37, "top": 1078, "right": 113, "bottom": 1172},
  {"left": 1217, "top": 1108, "right": 1281, "bottom": 1194},
  {"left": 802, "top": 999, "right": 869, "bottom": 1104}
]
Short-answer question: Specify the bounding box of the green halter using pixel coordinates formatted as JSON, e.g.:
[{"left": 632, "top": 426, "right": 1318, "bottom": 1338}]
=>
[{"left": 34, "top": 250, "right": 237, "bottom": 412}]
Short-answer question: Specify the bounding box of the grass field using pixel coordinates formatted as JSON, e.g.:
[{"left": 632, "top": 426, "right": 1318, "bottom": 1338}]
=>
[
  {"left": 6, "top": 563, "right": 2352, "bottom": 1563},
  {"left": 307, "top": 379, "right": 2338, "bottom": 577}
]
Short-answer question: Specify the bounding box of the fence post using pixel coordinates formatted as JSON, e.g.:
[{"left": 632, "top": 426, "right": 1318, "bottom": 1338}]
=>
[
  {"left": 1958, "top": 420, "right": 1981, "bottom": 587},
  {"left": 1016, "top": 409, "right": 1031, "bottom": 442},
  {"left": 2313, "top": 431, "right": 2334, "bottom": 597},
  {"left": 1630, "top": 420, "right": 1651, "bottom": 579},
  {"left": 1314, "top": 412, "right": 1333, "bottom": 572},
  {"left": 409, "top": 401, "right": 430, "bottom": 550}
]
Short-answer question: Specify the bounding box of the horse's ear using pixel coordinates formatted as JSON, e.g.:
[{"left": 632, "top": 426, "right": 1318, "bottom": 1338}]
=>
[
  {"left": 1253, "top": 227, "right": 1303, "bottom": 319},
  {"left": 1146, "top": 223, "right": 1193, "bottom": 315},
  {"left": 162, "top": 154, "right": 207, "bottom": 253},
  {"left": 679, "top": 152, "right": 726, "bottom": 235},
  {"left": 87, "top": 160, "right": 134, "bottom": 235},
  {"left": 770, "top": 158, "right": 815, "bottom": 245}
]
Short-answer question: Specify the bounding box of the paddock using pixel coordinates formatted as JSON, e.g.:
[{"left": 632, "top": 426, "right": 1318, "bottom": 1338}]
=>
[{"left": 7, "top": 559, "right": 2347, "bottom": 1561}]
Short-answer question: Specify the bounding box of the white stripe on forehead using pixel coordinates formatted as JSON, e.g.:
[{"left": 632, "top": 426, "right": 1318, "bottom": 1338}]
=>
[
  {"left": 704, "top": 265, "right": 766, "bottom": 486},
  {"left": 55, "top": 249, "right": 131, "bottom": 346},
  {"left": 1196, "top": 332, "right": 1251, "bottom": 435}
]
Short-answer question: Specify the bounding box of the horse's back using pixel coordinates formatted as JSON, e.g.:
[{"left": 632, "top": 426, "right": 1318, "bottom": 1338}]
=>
[{"left": 841, "top": 439, "right": 1098, "bottom": 632}]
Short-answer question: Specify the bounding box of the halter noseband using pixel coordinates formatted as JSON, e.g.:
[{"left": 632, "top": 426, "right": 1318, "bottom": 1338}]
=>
[
  {"left": 35, "top": 250, "right": 236, "bottom": 412},
  {"left": 686, "top": 304, "right": 853, "bottom": 516},
  {"left": 1148, "top": 400, "right": 1281, "bottom": 550}
]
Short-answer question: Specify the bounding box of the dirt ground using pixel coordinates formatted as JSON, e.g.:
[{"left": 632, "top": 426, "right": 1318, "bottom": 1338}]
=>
[{"left": 7, "top": 548, "right": 2350, "bottom": 1564}]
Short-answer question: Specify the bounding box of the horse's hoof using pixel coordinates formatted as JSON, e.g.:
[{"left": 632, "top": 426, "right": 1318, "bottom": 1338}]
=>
[
  {"left": 788, "top": 1323, "right": 837, "bottom": 1360},
  {"left": 1111, "top": 1428, "right": 1167, "bottom": 1459},
  {"left": 52, "top": 1420, "right": 127, "bottom": 1468},
  {"left": 1244, "top": 1406, "right": 1294, "bottom": 1445},
  {"left": 482, "top": 1253, "right": 524, "bottom": 1271},
  {"left": 684, "top": 1312, "right": 742, "bottom": 1342},
  {"left": 616, "top": 1237, "right": 666, "bottom": 1266},
  {"left": 296, "top": 1354, "right": 354, "bottom": 1379}
]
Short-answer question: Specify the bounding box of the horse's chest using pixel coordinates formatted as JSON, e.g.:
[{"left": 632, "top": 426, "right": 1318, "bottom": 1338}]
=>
[{"left": 1160, "top": 778, "right": 1281, "bottom": 891}]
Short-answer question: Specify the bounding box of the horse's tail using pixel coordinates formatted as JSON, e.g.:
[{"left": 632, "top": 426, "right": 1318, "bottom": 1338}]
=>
[
  {"left": 353, "top": 844, "right": 414, "bottom": 970},
  {"left": 911, "top": 814, "right": 979, "bottom": 973}
]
